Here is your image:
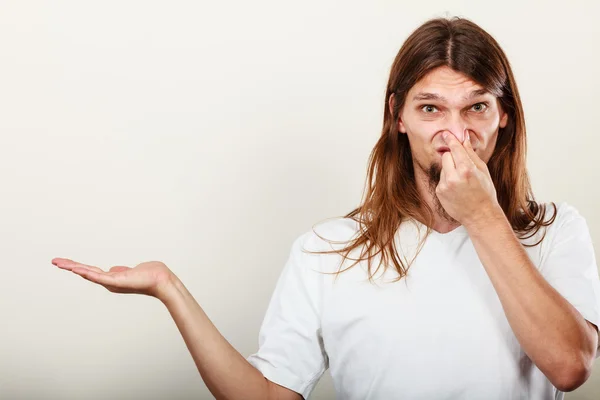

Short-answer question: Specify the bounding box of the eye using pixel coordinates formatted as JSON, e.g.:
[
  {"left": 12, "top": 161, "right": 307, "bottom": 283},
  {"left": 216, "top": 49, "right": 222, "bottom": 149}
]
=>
[
  {"left": 421, "top": 105, "right": 439, "bottom": 113},
  {"left": 471, "top": 102, "right": 489, "bottom": 113}
]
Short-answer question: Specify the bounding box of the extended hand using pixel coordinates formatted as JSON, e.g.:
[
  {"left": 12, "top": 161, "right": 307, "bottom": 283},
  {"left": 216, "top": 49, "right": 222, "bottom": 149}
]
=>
[{"left": 52, "top": 258, "right": 175, "bottom": 300}]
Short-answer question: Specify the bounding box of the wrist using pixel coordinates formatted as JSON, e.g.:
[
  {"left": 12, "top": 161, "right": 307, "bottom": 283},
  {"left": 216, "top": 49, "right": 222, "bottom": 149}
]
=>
[
  {"left": 464, "top": 202, "right": 505, "bottom": 233},
  {"left": 155, "top": 273, "right": 184, "bottom": 305}
]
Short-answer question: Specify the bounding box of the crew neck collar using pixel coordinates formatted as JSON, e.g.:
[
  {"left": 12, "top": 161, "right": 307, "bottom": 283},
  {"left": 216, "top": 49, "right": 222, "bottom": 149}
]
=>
[{"left": 410, "top": 218, "right": 469, "bottom": 238}]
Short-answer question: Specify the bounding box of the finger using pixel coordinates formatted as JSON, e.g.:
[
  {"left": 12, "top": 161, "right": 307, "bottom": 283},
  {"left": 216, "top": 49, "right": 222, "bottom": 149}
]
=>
[
  {"left": 53, "top": 259, "right": 105, "bottom": 273},
  {"left": 439, "top": 167, "right": 447, "bottom": 189},
  {"left": 441, "top": 150, "right": 456, "bottom": 181},
  {"left": 443, "top": 131, "right": 475, "bottom": 169},
  {"left": 71, "top": 267, "right": 120, "bottom": 287}
]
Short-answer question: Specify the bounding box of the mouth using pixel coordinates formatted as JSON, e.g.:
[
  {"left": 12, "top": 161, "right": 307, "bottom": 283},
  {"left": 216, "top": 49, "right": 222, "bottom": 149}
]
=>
[{"left": 436, "top": 147, "right": 450, "bottom": 154}]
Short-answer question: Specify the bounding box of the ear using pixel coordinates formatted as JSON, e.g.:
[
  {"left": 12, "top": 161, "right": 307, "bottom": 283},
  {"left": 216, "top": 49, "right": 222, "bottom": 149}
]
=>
[
  {"left": 499, "top": 105, "right": 508, "bottom": 129},
  {"left": 388, "top": 93, "right": 407, "bottom": 134}
]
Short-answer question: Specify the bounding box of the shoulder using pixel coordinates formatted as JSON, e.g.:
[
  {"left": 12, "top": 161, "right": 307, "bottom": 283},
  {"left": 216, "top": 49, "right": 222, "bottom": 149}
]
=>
[
  {"left": 535, "top": 201, "right": 593, "bottom": 250},
  {"left": 547, "top": 201, "right": 589, "bottom": 232},
  {"left": 517, "top": 201, "right": 588, "bottom": 248},
  {"left": 294, "top": 217, "right": 362, "bottom": 254},
  {"left": 525, "top": 201, "right": 587, "bottom": 232}
]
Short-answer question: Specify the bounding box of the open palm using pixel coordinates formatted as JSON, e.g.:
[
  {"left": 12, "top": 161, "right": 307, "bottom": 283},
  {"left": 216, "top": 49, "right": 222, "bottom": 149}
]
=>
[{"left": 52, "top": 258, "right": 174, "bottom": 298}]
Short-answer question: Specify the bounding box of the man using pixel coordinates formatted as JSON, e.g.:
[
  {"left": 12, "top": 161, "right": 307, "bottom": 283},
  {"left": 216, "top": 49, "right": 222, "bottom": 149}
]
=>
[{"left": 54, "top": 16, "right": 600, "bottom": 400}]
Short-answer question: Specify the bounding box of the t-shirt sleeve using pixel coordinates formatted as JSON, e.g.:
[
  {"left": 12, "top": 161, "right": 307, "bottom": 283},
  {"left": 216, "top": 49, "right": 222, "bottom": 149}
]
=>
[
  {"left": 539, "top": 203, "right": 600, "bottom": 358},
  {"left": 246, "top": 232, "right": 329, "bottom": 399}
]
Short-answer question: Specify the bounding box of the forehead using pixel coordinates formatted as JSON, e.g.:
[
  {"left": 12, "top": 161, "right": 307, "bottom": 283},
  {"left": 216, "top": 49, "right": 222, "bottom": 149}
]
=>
[{"left": 408, "top": 66, "right": 489, "bottom": 100}]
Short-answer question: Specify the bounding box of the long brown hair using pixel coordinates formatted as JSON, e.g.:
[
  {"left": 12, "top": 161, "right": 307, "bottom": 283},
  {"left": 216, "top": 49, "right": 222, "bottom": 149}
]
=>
[{"left": 306, "top": 16, "right": 557, "bottom": 283}]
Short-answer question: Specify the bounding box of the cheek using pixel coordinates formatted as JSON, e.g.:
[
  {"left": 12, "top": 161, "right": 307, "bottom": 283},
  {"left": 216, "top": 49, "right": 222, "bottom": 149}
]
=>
[
  {"left": 474, "top": 111, "right": 502, "bottom": 131},
  {"left": 404, "top": 120, "right": 437, "bottom": 143},
  {"left": 473, "top": 117, "right": 498, "bottom": 132},
  {"left": 472, "top": 121, "right": 498, "bottom": 143},
  {"left": 468, "top": 115, "right": 501, "bottom": 145},
  {"left": 473, "top": 124, "right": 500, "bottom": 162}
]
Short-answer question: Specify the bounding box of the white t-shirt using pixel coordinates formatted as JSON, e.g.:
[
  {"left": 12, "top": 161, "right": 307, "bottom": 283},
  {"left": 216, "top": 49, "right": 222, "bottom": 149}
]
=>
[{"left": 246, "top": 202, "right": 600, "bottom": 399}]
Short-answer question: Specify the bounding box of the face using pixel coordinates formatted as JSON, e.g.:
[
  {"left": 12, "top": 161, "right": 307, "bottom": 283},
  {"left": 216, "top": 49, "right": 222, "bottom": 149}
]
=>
[{"left": 391, "top": 66, "right": 508, "bottom": 184}]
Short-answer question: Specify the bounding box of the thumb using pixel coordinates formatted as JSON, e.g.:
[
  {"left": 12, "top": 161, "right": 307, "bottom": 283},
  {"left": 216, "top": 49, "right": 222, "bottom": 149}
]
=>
[
  {"left": 463, "top": 130, "right": 474, "bottom": 150},
  {"left": 464, "top": 131, "right": 485, "bottom": 169}
]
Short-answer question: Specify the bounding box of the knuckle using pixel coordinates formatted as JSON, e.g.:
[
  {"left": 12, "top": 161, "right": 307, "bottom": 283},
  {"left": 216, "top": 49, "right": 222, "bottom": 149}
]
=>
[{"left": 459, "top": 166, "right": 472, "bottom": 177}]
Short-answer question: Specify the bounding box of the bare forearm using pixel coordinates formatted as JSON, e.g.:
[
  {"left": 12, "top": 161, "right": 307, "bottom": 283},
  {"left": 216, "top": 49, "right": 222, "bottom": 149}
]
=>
[
  {"left": 158, "top": 275, "right": 270, "bottom": 400},
  {"left": 466, "top": 209, "right": 596, "bottom": 390}
]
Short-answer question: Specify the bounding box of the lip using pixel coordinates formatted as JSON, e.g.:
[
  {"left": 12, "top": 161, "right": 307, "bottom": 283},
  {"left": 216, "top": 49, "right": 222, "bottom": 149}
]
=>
[{"left": 436, "top": 147, "right": 477, "bottom": 155}]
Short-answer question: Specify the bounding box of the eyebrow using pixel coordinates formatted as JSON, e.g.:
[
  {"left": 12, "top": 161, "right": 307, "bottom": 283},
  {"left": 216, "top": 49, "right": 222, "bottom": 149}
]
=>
[{"left": 412, "top": 88, "right": 490, "bottom": 102}]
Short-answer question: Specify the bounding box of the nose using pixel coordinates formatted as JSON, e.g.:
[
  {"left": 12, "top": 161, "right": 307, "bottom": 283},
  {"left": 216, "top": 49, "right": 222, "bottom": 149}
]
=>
[{"left": 443, "top": 116, "right": 469, "bottom": 143}]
